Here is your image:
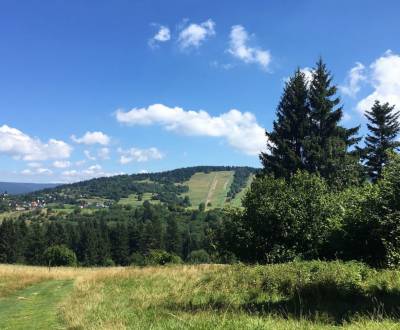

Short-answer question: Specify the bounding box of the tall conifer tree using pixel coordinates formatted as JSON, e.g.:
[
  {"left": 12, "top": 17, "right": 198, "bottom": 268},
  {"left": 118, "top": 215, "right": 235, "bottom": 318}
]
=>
[
  {"left": 260, "top": 69, "right": 310, "bottom": 179},
  {"left": 305, "top": 59, "right": 361, "bottom": 186},
  {"left": 363, "top": 100, "right": 400, "bottom": 181}
]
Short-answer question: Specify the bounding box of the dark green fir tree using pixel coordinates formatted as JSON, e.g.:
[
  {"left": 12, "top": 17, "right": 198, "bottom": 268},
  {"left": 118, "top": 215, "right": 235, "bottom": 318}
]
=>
[
  {"left": 260, "top": 69, "right": 310, "bottom": 179},
  {"left": 363, "top": 100, "right": 400, "bottom": 181}
]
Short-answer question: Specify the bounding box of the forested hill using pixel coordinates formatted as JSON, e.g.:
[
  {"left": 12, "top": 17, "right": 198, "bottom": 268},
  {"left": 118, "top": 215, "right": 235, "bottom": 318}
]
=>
[{"left": 19, "top": 166, "right": 258, "bottom": 209}]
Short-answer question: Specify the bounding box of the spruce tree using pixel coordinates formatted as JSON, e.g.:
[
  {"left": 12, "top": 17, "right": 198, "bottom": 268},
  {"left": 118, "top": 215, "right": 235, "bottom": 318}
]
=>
[
  {"left": 110, "top": 223, "right": 129, "bottom": 265},
  {"left": 260, "top": 69, "right": 310, "bottom": 179},
  {"left": 165, "top": 215, "right": 181, "bottom": 255},
  {"left": 306, "top": 58, "right": 361, "bottom": 186},
  {"left": 363, "top": 100, "right": 400, "bottom": 181}
]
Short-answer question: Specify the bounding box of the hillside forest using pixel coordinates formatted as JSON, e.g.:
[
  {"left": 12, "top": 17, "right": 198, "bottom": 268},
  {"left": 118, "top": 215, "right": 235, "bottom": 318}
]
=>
[{"left": 0, "top": 59, "right": 399, "bottom": 269}]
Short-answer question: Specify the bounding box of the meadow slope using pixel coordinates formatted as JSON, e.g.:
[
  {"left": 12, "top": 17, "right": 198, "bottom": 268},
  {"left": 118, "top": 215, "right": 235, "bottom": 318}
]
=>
[{"left": 0, "top": 262, "right": 400, "bottom": 329}]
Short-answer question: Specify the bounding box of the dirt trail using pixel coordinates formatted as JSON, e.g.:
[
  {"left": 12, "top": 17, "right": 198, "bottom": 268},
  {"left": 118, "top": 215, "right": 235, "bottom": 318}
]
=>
[{"left": 205, "top": 174, "right": 218, "bottom": 206}]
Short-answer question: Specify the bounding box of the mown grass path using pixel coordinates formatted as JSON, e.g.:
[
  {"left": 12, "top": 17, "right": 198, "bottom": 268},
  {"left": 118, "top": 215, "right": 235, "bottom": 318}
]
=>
[{"left": 0, "top": 279, "right": 73, "bottom": 330}]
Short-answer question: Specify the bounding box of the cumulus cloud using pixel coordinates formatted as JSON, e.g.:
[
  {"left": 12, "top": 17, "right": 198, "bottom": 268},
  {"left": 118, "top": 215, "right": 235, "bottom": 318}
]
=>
[
  {"left": 340, "top": 62, "right": 366, "bottom": 97},
  {"left": 84, "top": 150, "right": 96, "bottom": 161},
  {"left": 149, "top": 25, "right": 171, "bottom": 48},
  {"left": 0, "top": 125, "right": 72, "bottom": 161},
  {"left": 98, "top": 147, "right": 110, "bottom": 160},
  {"left": 118, "top": 147, "right": 164, "bottom": 164},
  {"left": 53, "top": 160, "right": 71, "bottom": 169},
  {"left": 178, "top": 19, "right": 215, "bottom": 49},
  {"left": 61, "top": 166, "right": 123, "bottom": 183},
  {"left": 71, "top": 131, "right": 110, "bottom": 145},
  {"left": 357, "top": 51, "right": 400, "bottom": 113},
  {"left": 21, "top": 167, "right": 53, "bottom": 175},
  {"left": 27, "top": 162, "right": 42, "bottom": 168},
  {"left": 228, "top": 25, "right": 271, "bottom": 70},
  {"left": 115, "top": 103, "right": 266, "bottom": 155}
]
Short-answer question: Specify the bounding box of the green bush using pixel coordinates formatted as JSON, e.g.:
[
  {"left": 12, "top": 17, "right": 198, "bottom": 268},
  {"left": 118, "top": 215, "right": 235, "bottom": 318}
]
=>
[
  {"left": 187, "top": 249, "right": 210, "bottom": 264},
  {"left": 130, "top": 252, "right": 146, "bottom": 266},
  {"left": 145, "top": 249, "right": 182, "bottom": 265},
  {"left": 43, "top": 245, "right": 77, "bottom": 267},
  {"left": 241, "top": 171, "right": 342, "bottom": 263}
]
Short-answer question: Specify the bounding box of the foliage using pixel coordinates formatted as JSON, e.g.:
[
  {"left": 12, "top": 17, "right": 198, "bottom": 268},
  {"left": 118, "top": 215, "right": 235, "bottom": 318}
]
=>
[
  {"left": 187, "top": 249, "right": 210, "bottom": 264},
  {"left": 144, "top": 249, "right": 182, "bottom": 265},
  {"left": 240, "top": 171, "right": 341, "bottom": 263},
  {"left": 363, "top": 100, "right": 400, "bottom": 181},
  {"left": 43, "top": 245, "right": 77, "bottom": 267}
]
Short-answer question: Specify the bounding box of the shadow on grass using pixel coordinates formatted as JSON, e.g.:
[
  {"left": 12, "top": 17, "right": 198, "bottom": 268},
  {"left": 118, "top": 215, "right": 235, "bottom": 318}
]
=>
[{"left": 168, "top": 283, "right": 400, "bottom": 325}]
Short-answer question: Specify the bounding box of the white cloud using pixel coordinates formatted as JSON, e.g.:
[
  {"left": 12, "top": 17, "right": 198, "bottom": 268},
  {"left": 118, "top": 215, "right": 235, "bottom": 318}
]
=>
[
  {"left": 340, "top": 62, "right": 366, "bottom": 97},
  {"left": 98, "top": 147, "right": 110, "bottom": 160},
  {"left": 0, "top": 125, "right": 72, "bottom": 161},
  {"left": 61, "top": 166, "right": 123, "bottom": 183},
  {"left": 149, "top": 25, "right": 171, "bottom": 48},
  {"left": 118, "top": 147, "right": 164, "bottom": 164},
  {"left": 71, "top": 131, "right": 110, "bottom": 145},
  {"left": 228, "top": 25, "right": 271, "bottom": 70},
  {"left": 300, "top": 67, "right": 313, "bottom": 84},
  {"left": 21, "top": 167, "right": 52, "bottom": 175},
  {"left": 84, "top": 150, "right": 96, "bottom": 161},
  {"left": 75, "top": 160, "right": 86, "bottom": 166},
  {"left": 357, "top": 51, "right": 400, "bottom": 113},
  {"left": 27, "top": 162, "right": 42, "bottom": 168},
  {"left": 84, "top": 164, "right": 102, "bottom": 175},
  {"left": 178, "top": 19, "right": 215, "bottom": 49},
  {"left": 53, "top": 160, "right": 71, "bottom": 169},
  {"left": 37, "top": 168, "right": 53, "bottom": 175},
  {"left": 116, "top": 103, "right": 266, "bottom": 155}
]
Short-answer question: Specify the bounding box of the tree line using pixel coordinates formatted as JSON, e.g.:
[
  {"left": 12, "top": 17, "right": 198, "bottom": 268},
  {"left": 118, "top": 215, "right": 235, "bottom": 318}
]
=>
[{"left": 218, "top": 59, "right": 400, "bottom": 268}]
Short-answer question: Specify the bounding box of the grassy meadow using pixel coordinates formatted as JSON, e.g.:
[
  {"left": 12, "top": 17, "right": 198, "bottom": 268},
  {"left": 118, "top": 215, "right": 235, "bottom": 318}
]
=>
[
  {"left": 184, "top": 171, "right": 234, "bottom": 209},
  {"left": 1, "top": 261, "right": 400, "bottom": 329}
]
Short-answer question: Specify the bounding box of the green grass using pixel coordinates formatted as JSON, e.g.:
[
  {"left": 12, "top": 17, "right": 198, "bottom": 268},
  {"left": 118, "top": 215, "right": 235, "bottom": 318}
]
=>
[
  {"left": 184, "top": 171, "right": 234, "bottom": 209},
  {"left": 118, "top": 192, "right": 159, "bottom": 206},
  {"left": 0, "top": 280, "right": 73, "bottom": 330},
  {"left": 229, "top": 174, "right": 254, "bottom": 208},
  {"left": 1, "top": 262, "right": 400, "bottom": 329},
  {"left": 59, "top": 262, "right": 400, "bottom": 329}
]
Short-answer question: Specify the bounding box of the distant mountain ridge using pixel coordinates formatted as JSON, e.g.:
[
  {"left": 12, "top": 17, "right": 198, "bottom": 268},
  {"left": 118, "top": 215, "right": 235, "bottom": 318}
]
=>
[{"left": 0, "top": 182, "right": 60, "bottom": 195}]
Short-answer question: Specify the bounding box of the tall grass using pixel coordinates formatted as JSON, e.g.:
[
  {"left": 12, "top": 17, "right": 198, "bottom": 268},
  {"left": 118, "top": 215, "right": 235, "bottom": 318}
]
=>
[{"left": 1, "top": 262, "right": 400, "bottom": 329}]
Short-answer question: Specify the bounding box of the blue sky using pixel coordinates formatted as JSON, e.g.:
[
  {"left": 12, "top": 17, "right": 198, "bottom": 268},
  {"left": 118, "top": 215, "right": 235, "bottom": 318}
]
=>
[{"left": 1, "top": 0, "right": 400, "bottom": 183}]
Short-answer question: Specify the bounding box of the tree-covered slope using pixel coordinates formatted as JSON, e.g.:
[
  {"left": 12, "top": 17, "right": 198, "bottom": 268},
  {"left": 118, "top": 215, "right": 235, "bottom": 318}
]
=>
[{"left": 19, "top": 166, "right": 258, "bottom": 208}]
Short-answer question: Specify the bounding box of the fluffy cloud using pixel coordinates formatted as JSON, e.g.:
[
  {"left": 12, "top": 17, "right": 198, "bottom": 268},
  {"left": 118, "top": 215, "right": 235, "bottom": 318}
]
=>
[
  {"left": 53, "top": 160, "right": 71, "bottom": 169},
  {"left": 21, "top": 167, "right": 53, "bottom": 175},
  {"left": 84, "top": 150, "right": 96, "bottom": 161},
  {"left": 340, "top": 62, "right": 366, "bottom": 97},
  {"left": 116, "top": 104, "right": 266, "bottom": 155},
  {"left": 357, "top": 51, "right": 400, "bottom": 113},
  {"left": 178, "top": 19, "right": 215, "bottom": 49},
  {"left": 149, "top": 25, "right": 171, "bottom": 47},
  {"left": 0, "top": 125, "right": 72, "bottom": 161},
  {"left": 228, "top": 25, "right": 271, "bottom": 70},
  {"left": 61, "top": 166, "right": 123, "bottom": 182},
  {"left": 71, "top": 131, "right": 110, "bottom": 145},
  {"left": 98, "top": 147, "right": 110, "bottom": 160},
  {"left": 118, "top": 147, "right": 164, "bottom": 164}
]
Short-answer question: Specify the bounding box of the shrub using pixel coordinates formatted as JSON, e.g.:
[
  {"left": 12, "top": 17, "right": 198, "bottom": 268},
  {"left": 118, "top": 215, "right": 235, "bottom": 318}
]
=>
[
  {"left": 187, "top": 249, "right": 210, "bottom": 264},
  {"left": 145, "top": 249, "right": 182, "bottom": 265},
  {"left": 130, "top": 252, "right": 146, "bottom": 266},
  {"left": 241, "top": 171, "right": 341, "bottom": 263},
  {"left": 43, "top": 245, "right": 77, "bottom": 267}
]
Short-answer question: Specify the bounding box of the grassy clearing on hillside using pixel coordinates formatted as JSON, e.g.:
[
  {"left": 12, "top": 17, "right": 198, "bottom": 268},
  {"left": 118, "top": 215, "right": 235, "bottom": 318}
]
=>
[
  {"left": 1, "top": 262, "right": 400, "bottom": 329},
  {"left": 229, "top": 174, "right": 254, "bottom": 208},
  {"left": 184, "top": 171, "right": 234, "bottom": 209},
  {"left": 118, "top": 193, "right": 159, "bottom": 206}
]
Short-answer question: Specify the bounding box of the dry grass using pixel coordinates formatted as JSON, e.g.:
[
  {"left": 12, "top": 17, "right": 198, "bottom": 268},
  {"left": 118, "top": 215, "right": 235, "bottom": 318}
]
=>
[{"left": 1, "top": 263, "right": 400, "bottom": 329}]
